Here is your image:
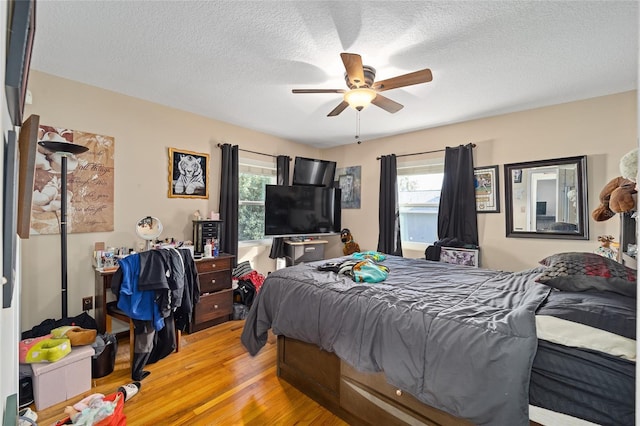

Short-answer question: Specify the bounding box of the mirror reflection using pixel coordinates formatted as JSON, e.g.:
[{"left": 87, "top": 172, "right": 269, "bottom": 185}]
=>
[
  {"left": 136, "top": 216, "right": 163, "bottom": 250},
  {"left": 504, "top": 156, "right": 588, "bottom": 239}
]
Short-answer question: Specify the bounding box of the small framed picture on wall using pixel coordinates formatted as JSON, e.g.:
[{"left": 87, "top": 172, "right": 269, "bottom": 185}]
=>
[
  {"left": 512, "top": 169, "right": 522, "bottom": 183},
  {"left": 474, "top": 165, "right": 500, "bottom": 213},
  {"left": 168, "top": 147, "right": 209, "bottom": 199}
]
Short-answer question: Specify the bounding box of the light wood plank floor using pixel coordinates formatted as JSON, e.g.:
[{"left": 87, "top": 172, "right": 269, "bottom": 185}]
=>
[{"left": 32, "top": 320, "right": 348, "bottom": 425}]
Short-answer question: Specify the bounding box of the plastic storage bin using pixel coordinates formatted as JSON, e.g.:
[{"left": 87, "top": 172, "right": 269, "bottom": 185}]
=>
[{"left": 30, "top": 345, "right": 94, "bottom": 410}]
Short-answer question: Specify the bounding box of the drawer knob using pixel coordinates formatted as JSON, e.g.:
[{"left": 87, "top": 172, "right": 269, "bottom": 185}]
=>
[
  {"left": 214, "top": 304, "right": 219, "bottom": 309},
  {"left": 210, "top": 264, "right": 216, "bottom": 268},
  {"left": 395, "top": 389, "right": 402, "bottom": 397},
  {"left": 211, "top": 279, "right": 216, "bottom": 284}
]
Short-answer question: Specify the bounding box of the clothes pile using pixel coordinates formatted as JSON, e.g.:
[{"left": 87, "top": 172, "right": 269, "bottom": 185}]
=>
[
  {"left": 232, "top": 261, "right": 266, "bottom": 320},
  {"left": 110, "top": 247, "right": 199, "bottom": 380},
  {"left": 232, "top": 261, "right": 265, "bottom": 293},
  {"left": 317, "top": 251, "right": 390, "bottom": 283}
]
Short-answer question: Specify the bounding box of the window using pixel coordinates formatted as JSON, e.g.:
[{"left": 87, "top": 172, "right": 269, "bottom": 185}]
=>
[
  {"left": 238, "top": 159, "right": 276, "bottom": 242},
  {"left": 397, "top": 159, "right": 444, "bottom": 245}
]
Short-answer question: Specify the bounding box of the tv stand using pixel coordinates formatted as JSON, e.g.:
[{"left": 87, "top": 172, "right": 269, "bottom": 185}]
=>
[{"left": 284, "top": 239, "right": 328, "bottom": 266}]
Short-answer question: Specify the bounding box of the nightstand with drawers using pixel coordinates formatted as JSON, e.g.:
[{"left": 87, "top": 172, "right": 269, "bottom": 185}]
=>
[{"left": 190, "top": 253, "right": 235, "bottom": 333}]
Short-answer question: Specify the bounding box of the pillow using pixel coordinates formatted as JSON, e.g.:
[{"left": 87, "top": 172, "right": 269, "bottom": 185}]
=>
[{"left": 536, "top": 252, "right": 636, "bottom": 297}]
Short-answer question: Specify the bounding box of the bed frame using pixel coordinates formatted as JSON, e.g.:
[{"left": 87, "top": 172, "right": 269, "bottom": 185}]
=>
[{"left": 277, "top": 335, "right": 544, "bottom": 426}]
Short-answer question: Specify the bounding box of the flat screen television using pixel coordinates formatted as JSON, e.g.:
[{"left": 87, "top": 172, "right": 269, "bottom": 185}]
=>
[
  {"left": 292, "top": 156, "right": 336, "bottom": 187},
  {"left": 264, "top": 185, "right": 341, "bottom": 237}
]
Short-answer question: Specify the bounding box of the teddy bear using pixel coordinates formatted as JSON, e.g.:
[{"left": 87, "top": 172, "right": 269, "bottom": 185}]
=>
[
  {"left": 592, "top": 176, "right": 637, "bottom": 221},
  {"left": 341, "top": 228, "right": 361, "bottom": 255}
]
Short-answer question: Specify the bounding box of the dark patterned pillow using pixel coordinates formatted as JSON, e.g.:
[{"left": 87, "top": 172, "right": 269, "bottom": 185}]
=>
[{"left": 536, "top": 252, "right": 636, "bottom": 298}]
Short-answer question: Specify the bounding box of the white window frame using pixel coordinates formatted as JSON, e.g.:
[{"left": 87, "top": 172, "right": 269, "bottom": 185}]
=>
[
  {"left": 397, "top": 158, "right": 444, "bottom": 251},
  {"left": 238, "top": 157, "right": 277, "bottom": 245}
]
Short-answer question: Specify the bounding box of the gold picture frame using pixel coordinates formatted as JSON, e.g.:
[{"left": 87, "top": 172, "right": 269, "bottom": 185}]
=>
[{"left": 168, "top": 147, "right": 209, "bottom": 199}]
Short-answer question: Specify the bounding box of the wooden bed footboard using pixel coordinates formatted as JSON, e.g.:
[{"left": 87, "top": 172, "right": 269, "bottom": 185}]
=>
[{"left": 277, "top": 335, "right": 542, "bottom": 426}]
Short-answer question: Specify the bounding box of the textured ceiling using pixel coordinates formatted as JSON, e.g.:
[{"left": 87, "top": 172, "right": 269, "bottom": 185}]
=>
[{"left": 30, "top": 1, "right": 638, "bottom": 149}]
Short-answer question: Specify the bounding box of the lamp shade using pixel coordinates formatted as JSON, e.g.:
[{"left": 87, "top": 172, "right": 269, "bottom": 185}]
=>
[
  {"left": 344, "top": 88, "right": 377, "bottom": 111},
  {"left": 38, "top": 140, "right": 89, "bottom": 156}
]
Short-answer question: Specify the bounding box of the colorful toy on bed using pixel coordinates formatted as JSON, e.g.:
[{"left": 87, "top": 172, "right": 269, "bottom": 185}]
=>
[
  {"left": 340, "top": 228, "right": 361, "bottom": 255},
  {"left": 19, "top": 334, "right": 72, "bottom": 363}
]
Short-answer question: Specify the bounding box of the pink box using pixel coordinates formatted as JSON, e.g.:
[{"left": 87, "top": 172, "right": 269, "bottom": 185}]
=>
[{"left": 30, "top": 345, "right": 94, "bottom": 410}]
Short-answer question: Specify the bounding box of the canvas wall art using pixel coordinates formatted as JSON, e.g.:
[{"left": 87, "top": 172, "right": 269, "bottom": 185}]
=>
[
  {"left": 336, "top": 165, "right": 361, "bottom": 209},
  {"left": 30, "top": 125, "right": 115, "bottom": 235}
]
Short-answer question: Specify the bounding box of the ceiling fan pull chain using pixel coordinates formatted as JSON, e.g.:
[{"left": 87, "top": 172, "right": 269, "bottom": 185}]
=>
[{"left": 355, "top": 111, "right": 362, "bottom": 144}]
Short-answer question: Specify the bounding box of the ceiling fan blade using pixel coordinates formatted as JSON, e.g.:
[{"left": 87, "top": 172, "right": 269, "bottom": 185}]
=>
[
  {"left": 340, "top": 53, "right": 366, "bottom": 88},
  {"left": 372, "top": 68, "right": 433, "bottom": 92},
  {"left": 371, "top": 94, "right": 403, "bottom": 113},
  {"left": 327, "top": 101, "right": 349, "bottom": 117},
  {"left": 292, "top": 89, "right": 346, "bottom": 94}
]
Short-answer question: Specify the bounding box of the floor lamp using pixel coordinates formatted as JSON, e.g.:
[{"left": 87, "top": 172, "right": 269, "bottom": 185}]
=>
[{"left": 38, "top": 140, "right": 89, "bottom": 319}]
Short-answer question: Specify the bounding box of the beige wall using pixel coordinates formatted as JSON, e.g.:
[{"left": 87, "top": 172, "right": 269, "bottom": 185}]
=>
[
  {"left": 322, "top": 91, "right": 637, "bottom": 270},
  {"left": 20, "top": 71, "right": 636, "bottom": 331},
  {"left": 21, "top": 71, "right": 320, "bottom": 331}
]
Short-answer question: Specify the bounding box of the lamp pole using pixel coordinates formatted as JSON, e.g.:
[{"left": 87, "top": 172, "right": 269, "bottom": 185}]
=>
[
  {"left": 60, "top": 153, "right": 68, "bottom": 317},
  {"left": 38, "top": 140, "right": 88, "bottom": 319}
]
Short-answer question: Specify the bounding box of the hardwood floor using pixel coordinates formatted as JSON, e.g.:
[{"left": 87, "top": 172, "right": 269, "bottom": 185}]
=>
[{"left": 33, "top": 320, "right": 348, "bottom": 425}]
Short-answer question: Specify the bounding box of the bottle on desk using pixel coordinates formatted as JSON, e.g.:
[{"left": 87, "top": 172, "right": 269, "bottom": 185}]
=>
[
  {"left": 213, "top": 238, "right": 219, "bottom": 257},
  {"left": 204, "top": 239, "right": 213, "bottom": 258}
]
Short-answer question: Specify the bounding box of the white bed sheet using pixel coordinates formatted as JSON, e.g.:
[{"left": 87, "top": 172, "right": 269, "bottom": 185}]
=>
[
  {"left": 529, "top": 404, "right": 600, "bottom": 426},
  {"left": 535, "top": 314, "right": 636, "bottom": 361}
]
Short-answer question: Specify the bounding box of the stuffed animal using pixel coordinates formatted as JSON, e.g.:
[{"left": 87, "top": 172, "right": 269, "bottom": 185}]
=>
[
  {"left": 592, "top": 176, "right": 637, "bottom": 221},
  {"left": 594, "top": 235, "right": 616, "bottom": 260},
  {"left": 341, "top": 228, "right": 361, "bottom": 255}
]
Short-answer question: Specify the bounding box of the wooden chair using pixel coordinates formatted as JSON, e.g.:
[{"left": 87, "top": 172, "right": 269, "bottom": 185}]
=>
[{"left": 105, "top": 302, "right": 181, "bottom": 368}]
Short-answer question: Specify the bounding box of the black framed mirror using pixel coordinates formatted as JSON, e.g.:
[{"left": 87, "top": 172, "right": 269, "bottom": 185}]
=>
[{"left": 504, "top": 156, "right": 588, "bottom": 239}]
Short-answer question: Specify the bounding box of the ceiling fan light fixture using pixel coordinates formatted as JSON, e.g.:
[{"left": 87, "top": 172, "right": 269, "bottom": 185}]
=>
[{"left": 344, "top": 88, "right": 377, "bottom": 111}]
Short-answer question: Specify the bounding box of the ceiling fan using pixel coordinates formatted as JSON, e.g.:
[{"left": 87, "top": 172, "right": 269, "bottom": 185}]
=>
[{"left": 292, "top": 52, "right": 433, "bottom": 117}]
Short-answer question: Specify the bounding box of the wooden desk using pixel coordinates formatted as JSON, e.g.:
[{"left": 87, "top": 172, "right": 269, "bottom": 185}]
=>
[
  {"left": 94, "top": 268, "right": 116, "bottom": 334},
  {"left": 94, "top": 253, "right": 235, "bottom": 334}
]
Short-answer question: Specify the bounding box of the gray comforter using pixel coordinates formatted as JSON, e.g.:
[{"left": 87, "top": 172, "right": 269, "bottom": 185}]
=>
[{"left": 241, "top": 255, "right": 550, "bottom": 425}]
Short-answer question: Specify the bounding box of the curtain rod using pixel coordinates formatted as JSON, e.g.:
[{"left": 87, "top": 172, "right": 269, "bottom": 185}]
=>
[
  {"left": 376, "top": 143, "right": 476, "bottom": 160},
  {"left": 216, "top": 143, "right": 291, "bottom": 160}
]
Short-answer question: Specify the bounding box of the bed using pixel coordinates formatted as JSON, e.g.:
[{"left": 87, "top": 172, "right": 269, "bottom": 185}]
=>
[{"left": 241, "top": 253, "right": 636, "bottom": 425}]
